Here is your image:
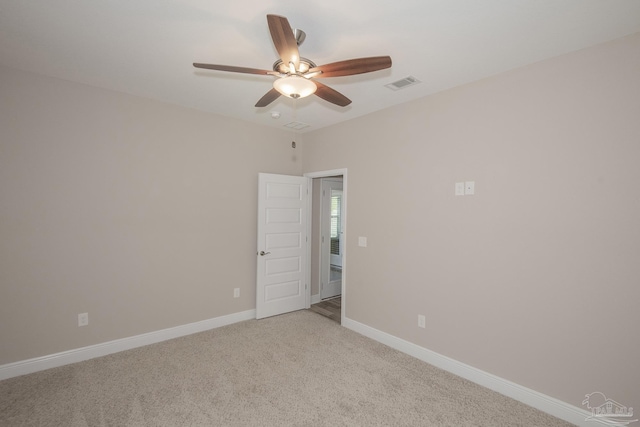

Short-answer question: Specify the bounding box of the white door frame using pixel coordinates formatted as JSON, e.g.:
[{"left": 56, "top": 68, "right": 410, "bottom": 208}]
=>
[{"left": 304, "top": 168, "right": 347, "bottom": 325}]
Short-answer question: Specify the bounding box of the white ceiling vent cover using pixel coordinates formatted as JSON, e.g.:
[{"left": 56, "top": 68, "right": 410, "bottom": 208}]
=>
[
  {"left": 385, "top": 76, "right": 421, "bottom": 91},
  {"left": 284, "top": 121, "right": 310, "bottom": 131}
]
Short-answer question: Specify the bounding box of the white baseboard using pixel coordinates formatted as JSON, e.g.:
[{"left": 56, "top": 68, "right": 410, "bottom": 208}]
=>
[
  {"left": 0, "top": 309, "right": 256, "bottom": 381},
  {"left": 0, "top": 309, "right": 602, "bottom": 427},
  {"left": 342, "top": 316, "right": 596, "bottom": 427}
]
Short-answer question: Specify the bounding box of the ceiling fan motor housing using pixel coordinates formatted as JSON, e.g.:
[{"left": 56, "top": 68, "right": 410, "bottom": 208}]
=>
[{"left": 272, "top": 58, "right": 317, "bottom": 75}]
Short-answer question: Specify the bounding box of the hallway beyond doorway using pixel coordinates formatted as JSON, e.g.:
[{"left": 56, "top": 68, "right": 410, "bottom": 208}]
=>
[{"left": 309, "top": 297, "right": 341, "bottom": 324}]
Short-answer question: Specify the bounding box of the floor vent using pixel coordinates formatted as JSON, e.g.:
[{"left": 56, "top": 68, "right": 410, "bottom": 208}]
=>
[
  {"left": 284, "top": 121, "right": 310, "bottom": 130},
  {"left": 385, "top": 76, "right": 421, "bottom": 91}
]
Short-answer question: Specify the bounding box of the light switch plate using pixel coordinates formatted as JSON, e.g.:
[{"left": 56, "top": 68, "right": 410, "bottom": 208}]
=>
[
  {"left": 455, "top": 182, "right": 465, "bottom": 196},
  {"left": 418, "top": 315, "right": 426, "bottom": 328},
  {"left": 465, "top": 181, "right": 475, "bottom": 195},
  {"left": 358, "top": 236, "right": 367, "bottom": 247}
]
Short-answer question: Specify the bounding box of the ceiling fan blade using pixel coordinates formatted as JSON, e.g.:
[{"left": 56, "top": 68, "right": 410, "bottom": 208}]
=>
[
  {"left": 267, "top": 14, "right": 300, "bottom": 71},
  {"left": 309, "top": 56, "right": 392, "bottom": 78},
  {"left": 193, "top": 63, "right": 272, "bottom": 75},
  {"left": 314, "top": 81, "right": 351, "bottom": 107},
  {"left": 255, "top": 88, "right": 281, "bottom": 107}
]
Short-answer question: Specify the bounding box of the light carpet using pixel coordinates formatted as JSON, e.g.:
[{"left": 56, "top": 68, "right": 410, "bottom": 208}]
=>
[{"left": 0, "top": 310, "right": 574, "bottom": 426}]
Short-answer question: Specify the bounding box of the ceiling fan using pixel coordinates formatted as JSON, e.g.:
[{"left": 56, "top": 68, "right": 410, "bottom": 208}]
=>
[{"left": 193, "top": 14, "right": 392, "bottom": 108}]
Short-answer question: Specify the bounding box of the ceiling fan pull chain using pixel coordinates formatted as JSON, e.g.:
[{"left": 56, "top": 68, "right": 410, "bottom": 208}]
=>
[{"left": 293, "top": 97, "right": 298, "bottom": 123}]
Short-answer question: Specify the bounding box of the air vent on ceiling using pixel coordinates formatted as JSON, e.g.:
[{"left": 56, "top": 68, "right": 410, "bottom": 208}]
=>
[
  {"left": 284, "top": 121, "right": 310, "bottom": 131},
  {"left": 385, "top": 76, "right": 421, "bottom": 91}
]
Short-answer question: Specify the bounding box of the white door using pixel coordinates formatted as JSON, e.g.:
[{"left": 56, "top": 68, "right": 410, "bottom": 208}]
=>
[
  {"left": 320, "top": 178, "right": 343, "bottom": 300},
  {"left": 256, "top": 173, "right": 308, "bottom": 319}
]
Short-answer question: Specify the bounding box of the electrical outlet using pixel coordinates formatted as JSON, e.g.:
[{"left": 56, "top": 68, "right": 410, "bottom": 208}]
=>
[
  {"left": 233, "top": 288, "right": 240, "bottom": 298},
  {"left": 418, "top": 314, "right": 426, "bottom": 329},
  {"left": 465, "top": 181, "right": 475, "bottom": 195},
  {"left": 78, "top": 312, "right": 89, "bottom": 327}
]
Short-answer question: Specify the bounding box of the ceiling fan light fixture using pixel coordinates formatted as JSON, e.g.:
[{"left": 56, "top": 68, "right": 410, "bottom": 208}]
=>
[
  {"left": 273, "top": 75, "right": 317, "bottom": 99},
  {"left": 194, "top": 15, "right": 390, "bottom": 108}
]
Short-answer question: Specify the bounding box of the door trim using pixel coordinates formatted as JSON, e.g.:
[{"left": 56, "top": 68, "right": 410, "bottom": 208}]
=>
[{"left": 304, "top": 168, "right": 347, "bottom": 325}]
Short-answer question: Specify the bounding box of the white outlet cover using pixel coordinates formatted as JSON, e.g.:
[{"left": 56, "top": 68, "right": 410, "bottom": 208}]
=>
[
  {"left": 78, "top": 312, "right": 89, "bottom": 327},
  {"left": 455, "top": 182, "right": 465, "bottom": 196},
  {"left": 358, "top": 236, "right": 367, "bottom": 247},
  {"left": 465, "top": 181, "right": 475, "bottom": 195}
]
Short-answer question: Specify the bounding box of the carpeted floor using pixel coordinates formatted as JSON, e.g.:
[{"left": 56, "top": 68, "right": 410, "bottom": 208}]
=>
[{"left": 0, "top": 310, "right": 574, "bottom": 426}]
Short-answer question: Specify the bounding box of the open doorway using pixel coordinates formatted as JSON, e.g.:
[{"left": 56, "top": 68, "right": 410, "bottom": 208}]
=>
[
  {"left": 320, "top": 178, "right": 343, "bottom": 300},
  {"left": 305, "top": 169, "right": 347, "bottom": 325}
]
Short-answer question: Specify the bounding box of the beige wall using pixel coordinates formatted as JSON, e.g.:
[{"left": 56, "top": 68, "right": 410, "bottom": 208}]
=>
[
  {"left": 2, "top": 31, "right": 639, "bottom": 413},
  {"left": 0, "top": 66, "right": 300, "bottom": 364},
  {"left": 301, "top": 33, "right": 640, "bottom": 409}
]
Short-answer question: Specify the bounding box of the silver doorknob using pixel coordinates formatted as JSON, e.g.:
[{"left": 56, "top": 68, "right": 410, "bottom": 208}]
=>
[{"left": 259, "top": 251, "right": 271, "bottom": 256}]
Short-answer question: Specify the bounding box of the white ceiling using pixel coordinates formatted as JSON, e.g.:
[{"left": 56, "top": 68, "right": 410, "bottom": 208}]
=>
[{"left": 2, "top": 1, "right": 640, "bottom": 133}]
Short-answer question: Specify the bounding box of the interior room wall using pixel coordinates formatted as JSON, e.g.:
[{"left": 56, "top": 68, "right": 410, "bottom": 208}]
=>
[
  {"left": 0, "top": 66, "right": 301, "bottom": 364},
  {"left": 301, "top": 33, "right": 640, "bottom": 410}
]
